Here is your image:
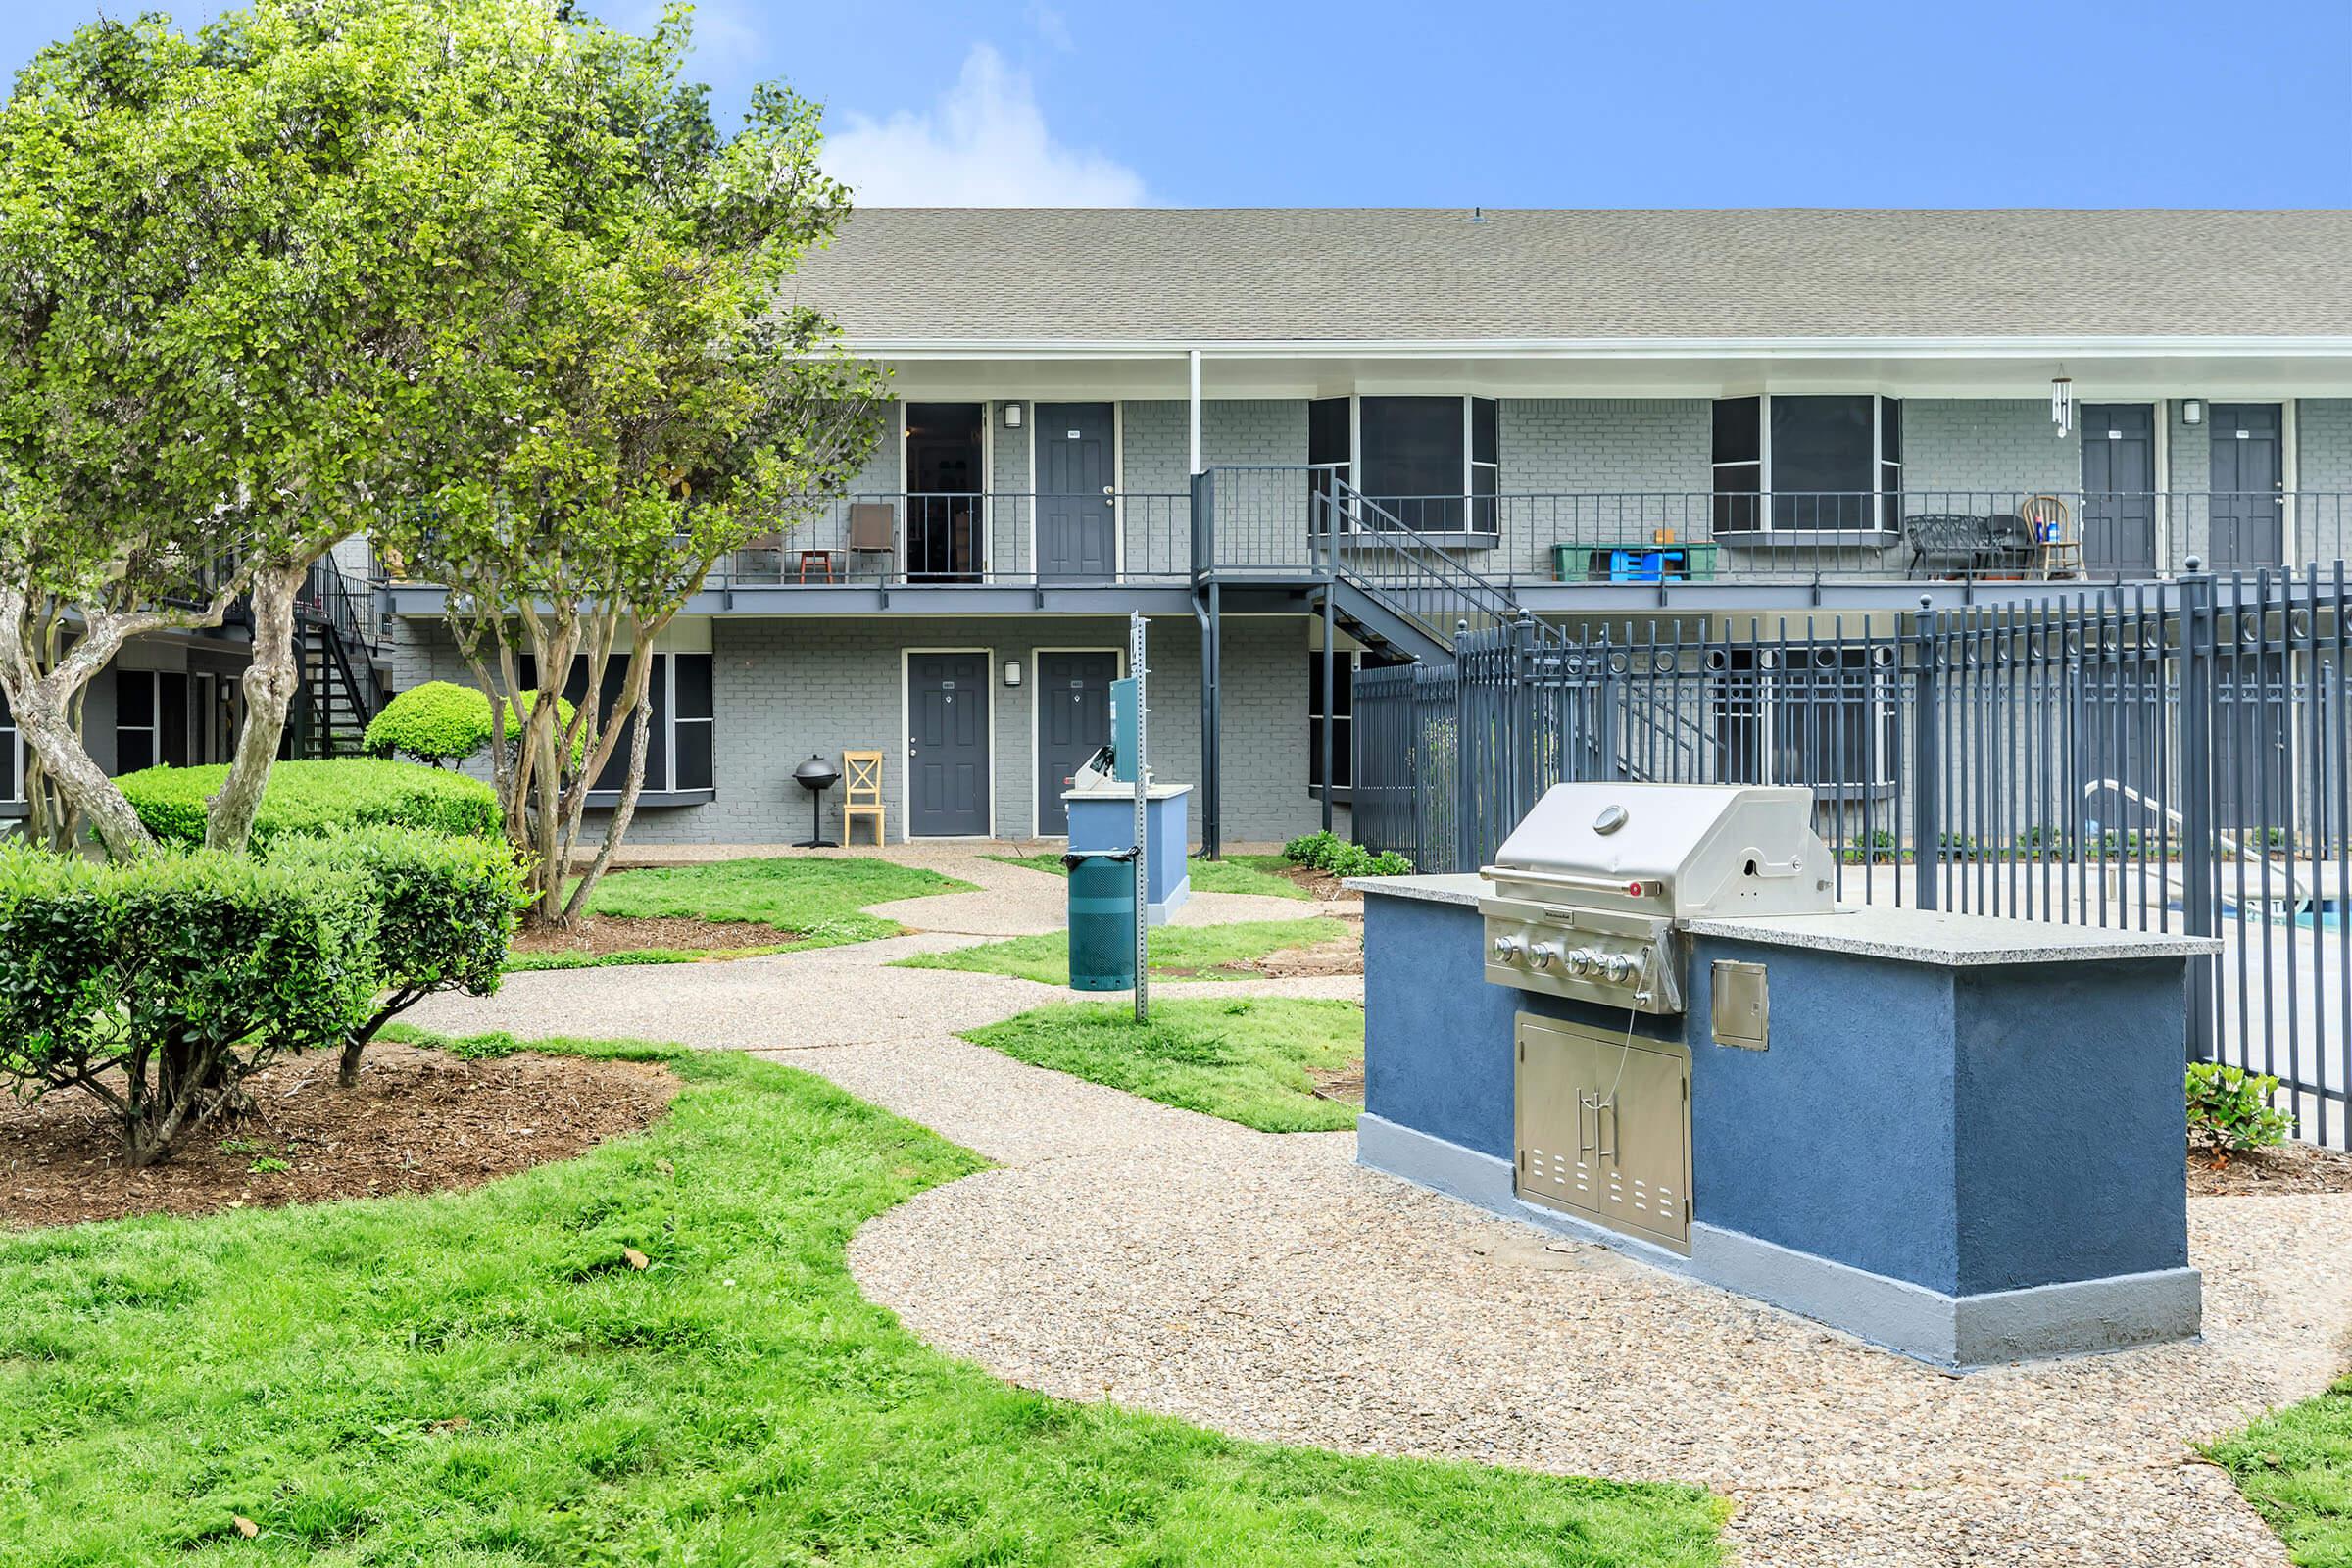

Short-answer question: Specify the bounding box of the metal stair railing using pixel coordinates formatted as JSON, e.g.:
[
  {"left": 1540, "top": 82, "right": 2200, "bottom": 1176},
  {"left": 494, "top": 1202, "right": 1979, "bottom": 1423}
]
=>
[{"left": 1319, "top": 479, "right": 1541, "bottom": 657}]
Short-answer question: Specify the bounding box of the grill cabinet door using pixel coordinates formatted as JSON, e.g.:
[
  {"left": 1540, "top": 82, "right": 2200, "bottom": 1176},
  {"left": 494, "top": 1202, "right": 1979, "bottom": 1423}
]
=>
[{"left": 1514, "top": 1014, "right": 1690, "bottom": 1254}]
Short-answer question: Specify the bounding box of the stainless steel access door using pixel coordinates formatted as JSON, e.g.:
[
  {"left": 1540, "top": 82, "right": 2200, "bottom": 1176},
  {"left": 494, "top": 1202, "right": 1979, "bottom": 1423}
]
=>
[{"left": 1515, "top": 1013, "right": 1690, "bottom": 1253}]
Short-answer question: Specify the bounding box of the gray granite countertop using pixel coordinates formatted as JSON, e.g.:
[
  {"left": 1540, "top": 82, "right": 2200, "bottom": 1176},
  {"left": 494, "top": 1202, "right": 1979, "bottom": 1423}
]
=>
[
  {"left": 1686, "top": 906, "right": 2222, "bottom": 965},
  {"left": 1344, "top": 872, "right": 1490, "bottom": 906}
]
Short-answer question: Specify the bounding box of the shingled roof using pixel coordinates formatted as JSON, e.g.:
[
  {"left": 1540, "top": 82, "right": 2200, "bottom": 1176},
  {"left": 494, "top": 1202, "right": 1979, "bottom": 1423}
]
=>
[{"left": 785, "top": 208, "right": 2352, "bottom": 344}]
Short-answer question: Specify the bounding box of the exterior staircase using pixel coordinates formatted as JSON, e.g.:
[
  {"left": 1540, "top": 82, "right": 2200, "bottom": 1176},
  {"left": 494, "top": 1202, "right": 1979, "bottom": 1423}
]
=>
[{"left": 285, "top": 556, "right": 382, "bottom": 760}]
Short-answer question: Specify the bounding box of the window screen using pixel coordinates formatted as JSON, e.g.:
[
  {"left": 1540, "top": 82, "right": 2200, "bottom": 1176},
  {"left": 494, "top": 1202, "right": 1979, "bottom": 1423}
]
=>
[{"left": 1361, "top": 396, "right": 1466, "bottom": 530}]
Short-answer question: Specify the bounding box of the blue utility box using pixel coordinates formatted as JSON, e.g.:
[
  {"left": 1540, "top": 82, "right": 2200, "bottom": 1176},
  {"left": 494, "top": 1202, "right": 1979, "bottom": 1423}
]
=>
[{"left": 1065, "top": 783, "right": 1192, "bottom": 925}]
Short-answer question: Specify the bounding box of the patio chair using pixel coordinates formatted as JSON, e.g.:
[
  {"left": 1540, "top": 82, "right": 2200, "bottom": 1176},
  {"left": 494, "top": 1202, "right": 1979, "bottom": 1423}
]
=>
[
  {"left": 2021, "top": 495, "right": 2080, "bottom": 579},
  {"left": 841, "top": 750, "right": 886, "bottom": 845},
  {"left": 845, "top": 504, "right": 896, "bottom": 579}
]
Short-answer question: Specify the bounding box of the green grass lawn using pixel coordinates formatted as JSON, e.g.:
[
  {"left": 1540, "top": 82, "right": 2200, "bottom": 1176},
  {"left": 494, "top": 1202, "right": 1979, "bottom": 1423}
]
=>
[
  {"left": 964, "top": 997, "right": 1367, "bottom": 1132},
  {"left": 2208, "top": 1373, "right": 2352, "bottom": 1565},
  {"left": 897, "top": 916, "right": 1352, "bottom": 986},
  {"left": 513, "top": 857, "right": 973, "bottom": 971},
  {"left": 0, "top": 1030, "right": 1727, "bottom": 1566},
  {"left": 988, "top": 853, "right": 1310, "bottom": 901}
]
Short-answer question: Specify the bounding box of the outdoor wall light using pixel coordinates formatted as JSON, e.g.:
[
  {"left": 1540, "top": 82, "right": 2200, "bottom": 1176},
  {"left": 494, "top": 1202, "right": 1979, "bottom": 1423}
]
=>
[
  {"left": 1003, "top": 658, "right": 1023, "bottom": 688},
  {"left": 1003, "top": 401, "right": 1023, "bottom": 428},
  {"left": 2180, "top": 398, "right": 2206, "bottom": 426}
]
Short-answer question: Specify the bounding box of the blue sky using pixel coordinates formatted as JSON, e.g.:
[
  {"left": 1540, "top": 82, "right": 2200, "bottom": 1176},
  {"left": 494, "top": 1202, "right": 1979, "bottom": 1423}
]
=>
[{"left": 6, "top": 1, "right": 2350, "bottom": 206}]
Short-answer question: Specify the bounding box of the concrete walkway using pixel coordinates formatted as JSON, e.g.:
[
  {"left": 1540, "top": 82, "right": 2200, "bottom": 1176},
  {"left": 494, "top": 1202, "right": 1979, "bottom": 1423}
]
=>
[{"left": 410, "top": 848, "right": 2352, "bottom": 1568}]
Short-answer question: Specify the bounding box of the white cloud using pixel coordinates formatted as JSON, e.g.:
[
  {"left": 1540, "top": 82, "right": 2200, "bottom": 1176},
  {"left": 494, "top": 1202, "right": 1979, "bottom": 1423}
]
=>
[{"left": 825, "top": 44, "right": 1149, "bottom": 207}]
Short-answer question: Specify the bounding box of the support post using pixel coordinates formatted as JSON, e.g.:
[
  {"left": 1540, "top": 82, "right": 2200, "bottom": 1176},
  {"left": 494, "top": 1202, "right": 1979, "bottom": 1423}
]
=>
[
  {"left": 1202, "top": 578, "right": 1222, "bottom": 860},
  {"left": 1132, "top": 610, "right": 1151, "bottom": 1023},
  {"left": 1187, "top": 348, "right": 1201, "bottom": 476},
  {"left": 1912, "top": 595, "right": 1941, "bottom": 911},
  {"left": 2179, "top": 564, "right": 2218, "bottom": 1060},
  {"left": 1321, "top": 585, "right": 1337, "bottom": 833}
]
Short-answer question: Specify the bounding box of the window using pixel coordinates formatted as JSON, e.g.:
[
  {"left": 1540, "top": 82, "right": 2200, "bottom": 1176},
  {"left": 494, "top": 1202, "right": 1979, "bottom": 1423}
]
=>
[
  {"left": 1710, "top": 647, "right": 1896, "bottom": 790},
  {"left": 1312, "top": 395, "right": 1501, "bottom": 533},
  {"left": 1308, "top": 652, "right": 1356, "bottom": 792},
  {"left": 1711, "top": 395, "right": 1902, "bottom": 531},
  {"left": 517, "top": 652, "right": 717, "bottom": 797},
  {"left": 0, "top": 687, "right": 19, "bottom": 805},
  {"left": 115, "top": 671, "right": 189, "bottom": 774}
]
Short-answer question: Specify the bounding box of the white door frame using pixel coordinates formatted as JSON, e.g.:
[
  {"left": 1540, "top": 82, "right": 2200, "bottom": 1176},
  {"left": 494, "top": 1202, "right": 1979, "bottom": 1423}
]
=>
[
  {"left": 899, "top": 401, "right": 993, "bottom": 578},
  {"left": 1029, "top": 643, "right": 1128, "bottom": 838},
  {"left": 900, "top": 645, "right": 997, "bottom": 839}
]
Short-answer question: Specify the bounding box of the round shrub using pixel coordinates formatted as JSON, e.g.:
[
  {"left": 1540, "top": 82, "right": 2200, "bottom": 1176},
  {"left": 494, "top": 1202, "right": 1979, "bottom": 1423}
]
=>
[
  {"left": 118, "top": 759, "right": 500, "bottom": 849},
  {"left": 0, "top": 842, "right": 378, "bottom": 1164},
  {"left": 363, "top": 682, "right": 579, "bottom": 766},
  {"left": 270, "top": 826, "right": 529, "bottom": 1083}
]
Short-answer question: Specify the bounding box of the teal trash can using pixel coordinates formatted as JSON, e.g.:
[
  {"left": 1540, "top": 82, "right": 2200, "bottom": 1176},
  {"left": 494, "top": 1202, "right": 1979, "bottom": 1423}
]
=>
[{"left": 1062, "top": 846, "right": 1140, "bottom": 991}]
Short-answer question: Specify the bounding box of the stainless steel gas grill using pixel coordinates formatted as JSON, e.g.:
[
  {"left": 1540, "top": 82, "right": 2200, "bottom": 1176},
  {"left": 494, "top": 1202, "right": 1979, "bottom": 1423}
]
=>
[{"left": 1480, "top": 783, "right": 1835, "bottom": 1015}]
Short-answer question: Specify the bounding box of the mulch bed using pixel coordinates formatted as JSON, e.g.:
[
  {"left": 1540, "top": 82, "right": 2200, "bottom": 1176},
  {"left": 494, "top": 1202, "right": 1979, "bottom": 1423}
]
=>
[
  {"left": 1309, "top": 1065, "right": 1366, "bottom": 1105},
  {"left": 2189, "top": 1141, "right": 2352, "bottom": 1197},
  {"left": 0, "top": 1045, "right": 677, "bottom": 1229},
  {"left": 1269, "top": 863, "right": 1352, "bottom": 900},
  {"left": 509, "top": 914, "right": 794, "bottom": 958}
]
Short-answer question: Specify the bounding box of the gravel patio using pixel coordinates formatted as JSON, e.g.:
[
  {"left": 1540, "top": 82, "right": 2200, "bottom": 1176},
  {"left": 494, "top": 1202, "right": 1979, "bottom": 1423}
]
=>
[{"left": 410, "top": 847, "right": 2352, "bottom": 1567}]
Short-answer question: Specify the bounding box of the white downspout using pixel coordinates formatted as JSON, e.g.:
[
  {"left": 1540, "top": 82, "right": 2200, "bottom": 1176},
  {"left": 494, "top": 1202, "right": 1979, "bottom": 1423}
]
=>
[{"left": 1188, "top": 348, "right": 1202, "bottom": 474}]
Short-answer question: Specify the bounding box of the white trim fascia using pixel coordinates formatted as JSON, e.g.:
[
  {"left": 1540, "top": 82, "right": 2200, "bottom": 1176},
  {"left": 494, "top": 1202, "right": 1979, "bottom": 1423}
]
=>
[{"left": 846, "top": 334, "right": 2352, "bottom": 362}]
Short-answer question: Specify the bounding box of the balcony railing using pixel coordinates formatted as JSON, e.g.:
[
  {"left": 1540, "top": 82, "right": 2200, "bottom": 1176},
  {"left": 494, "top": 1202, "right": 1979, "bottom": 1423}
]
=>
[
  {"left": 377, "top": 484, "right": 2352, "bottom": 600},
  {"left": 708, "top": 490, "right": 1195, "bottom": 588}
]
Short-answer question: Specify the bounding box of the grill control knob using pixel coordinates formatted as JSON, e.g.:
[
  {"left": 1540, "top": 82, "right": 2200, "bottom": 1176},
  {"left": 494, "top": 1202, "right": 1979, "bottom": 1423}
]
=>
[
  {"left": 1602, "top": 953, "right": 1636, "bottom": 985},
  {"left": 1529, "top": 943, "right": 1561, "bottom": 970},
  {"left": 1566, "top": 947, "right": 1599, "bottom": 975},
  {"left": 1493, "top": 935, "right": 1524, "bottom": 963}
]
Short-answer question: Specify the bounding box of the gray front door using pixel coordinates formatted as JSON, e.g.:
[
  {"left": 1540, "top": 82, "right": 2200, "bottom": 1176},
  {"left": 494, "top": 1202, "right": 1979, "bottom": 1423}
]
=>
[
  {"left": 907, "top": 652, "right": 990, "bottom": 836},
  {"left": 2209, "top": 404, "right": 2284, "bottom": 570},
  {"left": 1036, "top": 650, "right": 1117, "bottom": 835},
  {"left": 2080, "top": 404, "right": 2156, "bottom": 575},
  {"left": 1036, "top": 403, "right": 1115, "bottom": 580}
]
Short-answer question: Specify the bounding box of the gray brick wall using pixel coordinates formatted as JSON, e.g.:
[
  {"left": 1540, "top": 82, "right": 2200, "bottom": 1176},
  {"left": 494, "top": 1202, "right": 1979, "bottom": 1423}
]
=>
[
  {"left": 1902, "top": 400, "right": 2080, "bottom": 500},
  {"left": 2295, "top": 400, "right": 2352, "bottom": 564},
  {"left": 381, "top": 610, "right": 1323, "bottom": 846}
]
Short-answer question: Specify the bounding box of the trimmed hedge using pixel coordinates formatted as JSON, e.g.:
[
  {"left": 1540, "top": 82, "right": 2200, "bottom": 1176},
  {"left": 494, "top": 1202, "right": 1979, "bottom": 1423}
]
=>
[
  {"left": 119, "top": 758, "right": 500, "bottom": 848},
  {"left": 271, "top": 826, "right": 528, "bottom": 1084},
  {"left": 0, "top": 844, "right": 378, "bottom": 1164},
  {"left": 363, "top": 681, "right": 579, "bottom": 766},
  {"left": 1280, "top": 829, "right": 1413, "bottom": 879}
]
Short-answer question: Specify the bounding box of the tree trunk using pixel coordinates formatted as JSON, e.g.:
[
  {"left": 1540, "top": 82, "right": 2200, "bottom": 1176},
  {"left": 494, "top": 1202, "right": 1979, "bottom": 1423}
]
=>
[
  {"left": 207, "top": 560, "right": 311, "bottom": 854},
  {"left": 338, "top": 1037, "right": 366, "bottom": 1088},
  {"left": 562, "top": 670, "right": 654, "bottom": 923},
  {"left": 0, "top": 588, "right": 162, "bottom": 860}
]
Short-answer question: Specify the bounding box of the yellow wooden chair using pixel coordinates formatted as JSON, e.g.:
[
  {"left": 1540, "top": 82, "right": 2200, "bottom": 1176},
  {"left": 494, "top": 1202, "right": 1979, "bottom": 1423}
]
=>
[{"left": 841, "top": 750, "right": 886, "bottom": 846}]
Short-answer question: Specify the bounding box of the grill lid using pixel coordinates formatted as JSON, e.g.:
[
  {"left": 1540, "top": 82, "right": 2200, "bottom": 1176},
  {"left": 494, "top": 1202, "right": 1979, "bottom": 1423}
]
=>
[{"left": 1484, "top": 782, "right": 1835, "bottom": 922}]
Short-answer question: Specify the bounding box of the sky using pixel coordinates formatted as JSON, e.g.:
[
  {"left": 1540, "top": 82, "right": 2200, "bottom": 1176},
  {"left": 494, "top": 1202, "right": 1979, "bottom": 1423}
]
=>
[{"left": 5, "top": 0, "right": 2350, "bottom": 208}]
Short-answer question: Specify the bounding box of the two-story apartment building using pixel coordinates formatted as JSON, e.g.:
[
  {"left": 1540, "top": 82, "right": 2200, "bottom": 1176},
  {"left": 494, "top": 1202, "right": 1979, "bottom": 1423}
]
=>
[{"left": 376, "top": 208, "right": 2352, "bottom": 849}]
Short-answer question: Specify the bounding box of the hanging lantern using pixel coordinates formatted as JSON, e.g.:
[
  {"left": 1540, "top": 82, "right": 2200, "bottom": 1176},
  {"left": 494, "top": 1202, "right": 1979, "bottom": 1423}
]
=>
[{"left": 2050, "top": 374, "right": 2075, "bottom": 438}]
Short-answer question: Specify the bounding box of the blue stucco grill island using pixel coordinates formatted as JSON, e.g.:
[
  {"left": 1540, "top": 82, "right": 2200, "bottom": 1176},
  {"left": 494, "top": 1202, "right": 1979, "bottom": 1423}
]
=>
[{"left": 1350, "top": 867, "right": 2220, "bottom": 1369}]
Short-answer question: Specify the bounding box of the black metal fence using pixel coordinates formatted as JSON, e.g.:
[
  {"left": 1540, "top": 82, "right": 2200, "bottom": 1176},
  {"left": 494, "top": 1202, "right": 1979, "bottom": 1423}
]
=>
[{"left": 1355, "top": 564, "right": 2352, "bottom": 1149}]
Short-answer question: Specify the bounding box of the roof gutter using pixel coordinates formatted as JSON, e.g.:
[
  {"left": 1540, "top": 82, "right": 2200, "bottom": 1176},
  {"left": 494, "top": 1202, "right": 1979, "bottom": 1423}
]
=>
[{"left": 845, "top": 334, "right": 2352, "bottom": 361}]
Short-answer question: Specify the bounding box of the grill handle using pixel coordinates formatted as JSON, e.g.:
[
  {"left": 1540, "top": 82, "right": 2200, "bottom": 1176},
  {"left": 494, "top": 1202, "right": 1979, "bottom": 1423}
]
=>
[{"left": 1480, "top": 865, "right": 1660, "bottom": 900}]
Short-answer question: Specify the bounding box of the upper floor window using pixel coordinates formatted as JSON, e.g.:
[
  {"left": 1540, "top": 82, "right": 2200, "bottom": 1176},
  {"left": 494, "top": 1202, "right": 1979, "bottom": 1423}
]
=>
[
  {"left": 1712, "top": 395, "right": 1902, "bottom": 532},
  {"left": 1310, "top": 395, "right": 1499, "bottom": 533}
]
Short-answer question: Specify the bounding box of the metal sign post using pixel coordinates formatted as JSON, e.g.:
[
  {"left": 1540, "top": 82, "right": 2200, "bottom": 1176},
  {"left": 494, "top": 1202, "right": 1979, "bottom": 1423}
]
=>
[{"left": 1130, "top": 611, "right": 1150, "bottom": 1022}]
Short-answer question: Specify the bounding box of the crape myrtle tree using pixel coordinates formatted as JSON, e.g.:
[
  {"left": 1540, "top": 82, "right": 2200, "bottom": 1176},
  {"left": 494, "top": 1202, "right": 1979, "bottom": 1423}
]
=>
[
  {"left": 393, "top": 14, "right": 882, "bottom": 928},
  {"left": 0, "top": 20, "right": 259, "bottom": 858},
  {"left": 0, "top": 0, "right": 599, "bottom": 857}
]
